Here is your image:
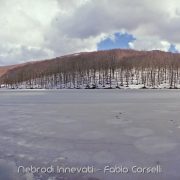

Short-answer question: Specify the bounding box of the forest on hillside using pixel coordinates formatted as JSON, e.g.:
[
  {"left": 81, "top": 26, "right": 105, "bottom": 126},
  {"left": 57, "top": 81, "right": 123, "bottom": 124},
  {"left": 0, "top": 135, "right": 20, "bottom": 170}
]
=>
[{"left": 1, "top": 49, "right": 180, "bottom": 89}]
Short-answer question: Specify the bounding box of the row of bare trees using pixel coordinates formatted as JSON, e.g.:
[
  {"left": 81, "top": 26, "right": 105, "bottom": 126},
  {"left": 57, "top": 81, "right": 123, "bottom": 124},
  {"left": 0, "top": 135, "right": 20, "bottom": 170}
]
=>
[{"left": 1, "top": 49, "right": 180, "bottom": 89}]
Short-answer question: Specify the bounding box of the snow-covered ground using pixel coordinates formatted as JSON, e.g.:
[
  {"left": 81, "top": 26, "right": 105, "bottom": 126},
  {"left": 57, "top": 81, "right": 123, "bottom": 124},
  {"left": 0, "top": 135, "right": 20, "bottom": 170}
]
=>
[{"left": 0, "top": 89, "right": 180, "bottom": 180}]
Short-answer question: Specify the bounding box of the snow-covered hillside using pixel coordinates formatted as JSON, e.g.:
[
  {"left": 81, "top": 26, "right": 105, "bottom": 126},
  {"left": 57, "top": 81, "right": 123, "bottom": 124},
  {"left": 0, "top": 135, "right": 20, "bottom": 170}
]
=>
[{"left": 1, "top": 49, "right": 180, "bottom": 89}]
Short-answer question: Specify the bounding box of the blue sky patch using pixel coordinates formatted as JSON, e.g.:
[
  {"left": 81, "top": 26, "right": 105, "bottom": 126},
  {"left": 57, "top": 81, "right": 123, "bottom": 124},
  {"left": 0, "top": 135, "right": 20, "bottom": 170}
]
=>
[
  {"left": 97, "top": 32, "right": 136, "bottom": 50},
  {"left": 169, "top": 44, "right": 179, "bottom": 53}
]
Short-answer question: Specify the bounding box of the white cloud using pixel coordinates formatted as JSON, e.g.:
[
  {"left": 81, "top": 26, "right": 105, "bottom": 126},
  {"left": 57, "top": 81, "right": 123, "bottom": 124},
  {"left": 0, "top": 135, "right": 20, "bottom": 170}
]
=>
[
  {"left": 45, "top": 0, "right": 180, "bottom": 54},
  {"left": 0, "top": 0, "right": 59, "bottom": 65},
  {"left": 0, "top": 0, "right": 180, "bottom": 65},
  {"left": 129, "top": 37, "right": 171, "bottom": 51}
]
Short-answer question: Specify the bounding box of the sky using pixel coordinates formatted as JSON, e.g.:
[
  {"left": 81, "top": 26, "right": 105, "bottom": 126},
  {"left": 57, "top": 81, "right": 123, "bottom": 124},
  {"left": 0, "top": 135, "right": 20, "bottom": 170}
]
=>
[{"left": 0, "top": 0, "right": 180, "bottom": 65}]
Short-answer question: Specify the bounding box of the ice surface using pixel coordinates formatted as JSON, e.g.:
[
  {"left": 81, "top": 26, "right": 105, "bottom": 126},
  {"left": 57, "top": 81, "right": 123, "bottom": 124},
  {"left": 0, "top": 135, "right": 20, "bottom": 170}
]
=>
[
  {"left": 0, "top": 89, "right": 180, "bottom": 180},
  {"left": 123, "top": 127, "right": 153, "bottom": 137},
  {"left": 134, "top": 136, "right": 177, "bottom": 154}
]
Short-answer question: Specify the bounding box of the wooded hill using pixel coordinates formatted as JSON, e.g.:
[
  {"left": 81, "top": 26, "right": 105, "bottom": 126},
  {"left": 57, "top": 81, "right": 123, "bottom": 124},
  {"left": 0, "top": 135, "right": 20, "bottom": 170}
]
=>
[{"left": 1, "top": 49, "right": 180, "bottom": 89}]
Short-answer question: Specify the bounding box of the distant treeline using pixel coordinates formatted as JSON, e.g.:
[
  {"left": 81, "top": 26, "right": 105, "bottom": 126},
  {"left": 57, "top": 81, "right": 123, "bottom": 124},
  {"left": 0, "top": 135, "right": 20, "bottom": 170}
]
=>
[{"left": 1, "top": 49, "right": 180, "bottom": 89}]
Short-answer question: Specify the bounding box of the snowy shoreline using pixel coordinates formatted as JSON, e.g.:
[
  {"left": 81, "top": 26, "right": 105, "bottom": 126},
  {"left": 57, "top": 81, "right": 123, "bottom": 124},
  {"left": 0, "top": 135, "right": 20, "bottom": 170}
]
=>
[{"left": 1, "top": 85, "right": 180, "bottom": 90}]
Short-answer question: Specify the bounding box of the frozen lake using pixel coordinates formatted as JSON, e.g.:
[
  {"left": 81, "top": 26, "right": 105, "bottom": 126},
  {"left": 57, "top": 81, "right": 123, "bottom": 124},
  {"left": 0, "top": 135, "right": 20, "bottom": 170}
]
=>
[{"left": 0, "top": 89, "right": 180, "bottom": 180}]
